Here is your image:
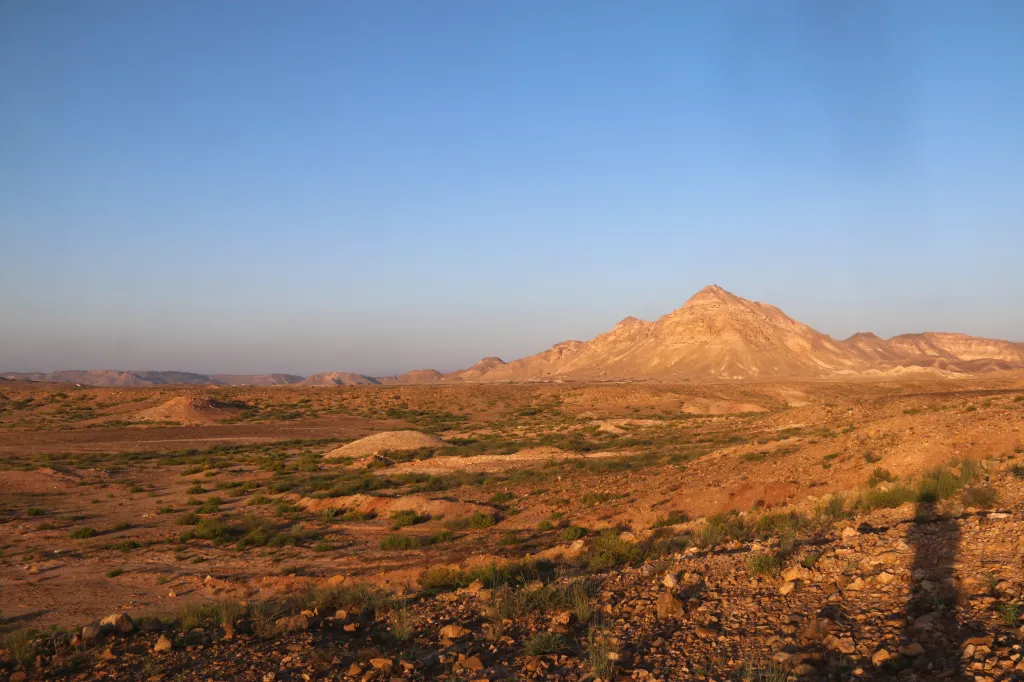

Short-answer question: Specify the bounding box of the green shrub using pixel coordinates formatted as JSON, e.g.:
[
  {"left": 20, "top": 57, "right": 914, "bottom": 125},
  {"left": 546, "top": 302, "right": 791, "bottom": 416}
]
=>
[
  {"left": 867, "top": 467, "right": 895, "bottom": 488},
  {"left": 488, "top": 492, "right": 516, "bottom": 505},
  {"left": 26, "top": 507, "right": 45, "bottom": 517},
  {"left": 106, "top": 567, "right": 124, "bottom": 578},
  {"left": 247, "top": 494, "right": 272, "bottom": 506},
  {"left": 177, "top": 512, "right": 200, "bottom": 526},
  {"left": 390, "top": 510, "right": 429, "bottom": 529},
  {"left": 653, "top": 510, "right": 689, "bottom": 527},
  {"left": 584, "top": 529, "right": 643, "bottom": 571},
  {"left": 186, "top": 483, "right": 206, "bottom": 495},
  {"left": 380, "top": 533, "right": 418, "bottom": 550},
  {"left": 749, "top": 553, "right": 780, "bottom": 576},
  {"left": 468, "top": 512, "right": 496, "bottom": 529},
  {"left": 562, "top": 525, "right": 587, "bottom": 541},
  {"left": 69, "top": 527, "right": 96, "bottom": 539}
]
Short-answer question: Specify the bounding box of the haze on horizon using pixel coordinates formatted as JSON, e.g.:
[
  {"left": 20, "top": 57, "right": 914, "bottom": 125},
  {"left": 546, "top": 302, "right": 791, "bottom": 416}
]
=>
[{"left": 2, "top": 1, "right": 1023, "bottom": 377}]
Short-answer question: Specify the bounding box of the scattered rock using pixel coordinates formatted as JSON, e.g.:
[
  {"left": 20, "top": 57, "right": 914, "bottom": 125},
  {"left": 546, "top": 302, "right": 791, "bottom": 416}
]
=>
[{"left": 153, "top": 635, "right": 173, "bottom": 652}]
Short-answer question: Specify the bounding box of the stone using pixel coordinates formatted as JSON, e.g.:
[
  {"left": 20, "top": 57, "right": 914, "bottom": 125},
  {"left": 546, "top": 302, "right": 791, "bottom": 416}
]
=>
[
  {"left": 695, "top": 625, "right": 717, "bottom": 638},
  {"left": 782, "top": 566, "right": 812, "bottom": 582},
  {"left": 900, "top": 642, "right": 925, "bottom": 657},
  {"left": 779, "top": 581, "right": 795, "bottom": 595},
  {"left": 100, "top": 612, "right": 135, "bottom": 635},
  {"left": 10, "top": 672, "right": 27, "bottom": 682},
  {"left": 841, "top": 527, "right": 860, "bottom": 539},
  {"left": 655, "top": 591, "right": 685, "bottom": 618},
  {"left": 154, "top": 634, "right": 173, "bottom": 652},
  {"left": 662, "top": 572, "right": 679, "bottom": 589},
  {"left": 439, "top": 624, "right": 470, "bottom": 639},
  {"left": 845, "top": 577, "right": 866, "bottom": 591},
  {"left": 872, "top": 649, "right": 891, "bottom": 666},
  {"left": 875, "top": 571, "right": 895, "bottom": 585},
  {"left": 369, "top": 658, "right": 392, "bottom": 670},
  {"left": 81, "top": 624, "right": 102, "bottom": 643},
  {"left": 275, "top": 614, "right": 310, "bottom": 632}
]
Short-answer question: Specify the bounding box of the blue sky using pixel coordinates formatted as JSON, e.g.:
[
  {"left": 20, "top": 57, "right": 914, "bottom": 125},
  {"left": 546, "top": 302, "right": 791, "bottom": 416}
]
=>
[{"left": 2, "top": 1, "right": 1022, "bottom": 375}]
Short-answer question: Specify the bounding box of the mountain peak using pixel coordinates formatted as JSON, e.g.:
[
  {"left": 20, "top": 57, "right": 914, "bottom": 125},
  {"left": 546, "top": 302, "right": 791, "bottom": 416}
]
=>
[{"left": 682, "top": 284, "right": 743, "bottom": 308}]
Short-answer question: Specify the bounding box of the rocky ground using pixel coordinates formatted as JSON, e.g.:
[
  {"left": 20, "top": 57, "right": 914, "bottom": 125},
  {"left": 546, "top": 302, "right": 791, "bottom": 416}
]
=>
[{"left": 2, "top": 378, "right": 1023, "bottom": 680}]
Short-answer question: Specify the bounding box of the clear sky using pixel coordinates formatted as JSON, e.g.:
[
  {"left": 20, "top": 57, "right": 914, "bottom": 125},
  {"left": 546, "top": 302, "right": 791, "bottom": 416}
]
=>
[{"left": 2, "top": 1, "right": 1022, "bottom": 376}]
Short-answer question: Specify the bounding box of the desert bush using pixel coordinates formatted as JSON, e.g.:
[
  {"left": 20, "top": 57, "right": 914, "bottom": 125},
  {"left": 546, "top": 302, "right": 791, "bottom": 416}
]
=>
[
  {"left": 69, "top": 527, "right": 96, "bottom": 539},
  {"left": 488, "top": 491, "right": 516, "bottom": 505},
  {"left": 962, "top": 486, "right": 999, "bottom": 509},
  {"left": 867, "top": 467, "right": 895, "bottom": 488},
  {"left": 584, "top": 529, "right": 644, "bottom": 571},
  {"left": 390, "top": 510, "right": 429, "bottom": 529},
  {"left": 813, "top": 495, "right": 849, "bottom": 524},
  {"left": 177, "top": 512, "right": 200, "bottom": 526},
  {"left": 106, "top": 567, "right": 124, "bottom": 578},
  {"left": 653, "top": 510, "right": 689, "bottom": 527},
  {"left": 186, "top": 483, "right": 206, "bottom": 495},
  {"left": 562, "top": 525, "right": 588, "bottom": 541},
  {"left": 468, "top": 511, "right": 496, "bottom": 529},
  {"left": 380, "top": 533, "right": 417, "bottom": 550}
]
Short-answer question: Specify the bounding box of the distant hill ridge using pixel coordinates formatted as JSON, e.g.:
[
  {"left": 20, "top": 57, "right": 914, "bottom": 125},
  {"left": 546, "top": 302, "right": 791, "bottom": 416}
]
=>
[{"left": 6, "top": 285, "right": 1024, "bottom": 385}]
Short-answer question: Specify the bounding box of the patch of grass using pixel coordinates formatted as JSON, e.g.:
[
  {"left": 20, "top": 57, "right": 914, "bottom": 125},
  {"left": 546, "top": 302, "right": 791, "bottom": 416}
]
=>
[
  {"left": 390, "top": 509, "right": 429, "bottom": 529},
  {"left": 999, "top": 602, "right": 1020, "bottom": 627},
  {"left": 177, "top": 512, "right": 200, "bottom": 526},
  {"left": 859, "top": 485, "right": 917, "bottom": 510},
  {"left": 903, "top": 408, "right": 921, "bottom": 415},
  {"left": 312, "top": 541, "right": 333, "bottom": 552},
  {"left": 69, "top": 526, "right": 97, "bottom": 539},
  {"left": 653, "top": 510, "right": 689, "bottom": 527},
  {"left": 379, "top": 533, "right": 418, "bottom": 550},
  {"left": 524, "top": 631, "right": 567, "bottom": 656},
  {"left": 195, "top": 496, "right": 222, "bottom": 514},
  {"left": 488, "top": 491, "right": 516, "bottom": 505},
  {"left": 107, "top": 540, "right": 141, "bottom": 553},
  {"left": 3, "top": 628, "right": 37, "bottom": 668},
  {"left": 749, "top": 553, "right": 780, "bottom": 576},
  {"left": 863, "top": 451, "right": 882, "bottom": 464},
  {"left": 583, "top": 626, "right": 618, "bottom": 679},
  {"left": 247, "top": 494, "right": 272, "bottom": 506},
  {"left": 186, "top": 483, "right": 206, "bottom": 495},
  {"left": 389, "top": 607, "right": 415, "bottom": 641},
  {"left": 419, "top": 559, "right": 545, "bottom": 593},
  {"left": 26, "top": 507, "right": 45, "bottom": 517},
  {"left": 106, "top": 567, "right": 124, "bottom": 578},
  {"left": 741, "top": 451, "right": 767, "bottom": 463}
]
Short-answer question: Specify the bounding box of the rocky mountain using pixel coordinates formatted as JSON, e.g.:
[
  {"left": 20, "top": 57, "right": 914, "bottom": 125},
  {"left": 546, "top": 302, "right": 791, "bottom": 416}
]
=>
[
  {"left": 6, "top": 286, "right": 1023, "bottom": 385},
  {"left": 448, "top": 285, "right": 1024, "bottom": 382},
  {"left": 211, "top": 374, "right": 305, "bottom": 386}
]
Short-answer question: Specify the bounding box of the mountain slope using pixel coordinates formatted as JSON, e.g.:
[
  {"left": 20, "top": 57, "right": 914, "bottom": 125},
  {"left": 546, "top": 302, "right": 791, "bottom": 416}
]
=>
[{"left": 458, "top": 286, "right": 1024, "bottom": 382}]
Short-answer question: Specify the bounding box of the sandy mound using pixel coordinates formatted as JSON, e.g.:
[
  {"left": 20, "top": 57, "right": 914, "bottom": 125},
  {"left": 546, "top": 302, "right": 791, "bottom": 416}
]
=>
[
  {"left": 133, "top": 396, "right": 235, "bottom": 425},
  {"left": 323, "top": 431, "right": 448, "bottom": 460},
  {"left": 387, "top": 446, "right": 584, "bottom": 475},
  {"left": 299, "top": 493, "right": 491, "bottom": 519}
]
